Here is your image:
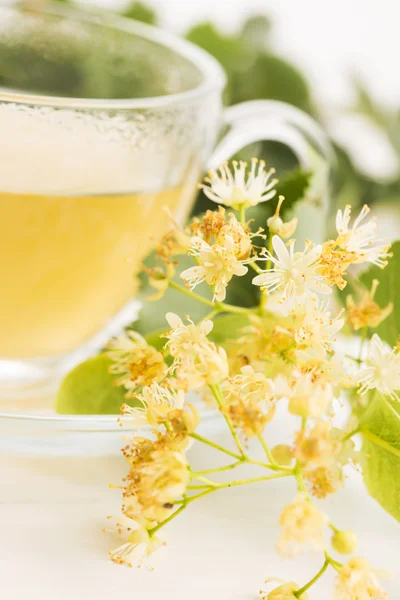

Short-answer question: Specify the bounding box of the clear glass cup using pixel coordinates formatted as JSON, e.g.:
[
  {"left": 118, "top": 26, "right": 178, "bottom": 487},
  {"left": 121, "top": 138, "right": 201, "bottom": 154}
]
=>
[{"left": 0, "top": 2, "right": 332, "bottom": 419}]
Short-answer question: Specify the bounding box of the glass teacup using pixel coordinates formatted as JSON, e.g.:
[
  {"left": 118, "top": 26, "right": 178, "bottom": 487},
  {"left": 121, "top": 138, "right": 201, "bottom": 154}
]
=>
[{"left": 0, "top": 2, "right": 331, "bottom": 401}]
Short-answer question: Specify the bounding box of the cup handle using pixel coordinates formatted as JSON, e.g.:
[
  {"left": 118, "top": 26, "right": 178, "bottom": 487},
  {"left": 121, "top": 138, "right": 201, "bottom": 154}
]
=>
[{"left": 208, "top": 100, "right": 334, "bottom": 244}]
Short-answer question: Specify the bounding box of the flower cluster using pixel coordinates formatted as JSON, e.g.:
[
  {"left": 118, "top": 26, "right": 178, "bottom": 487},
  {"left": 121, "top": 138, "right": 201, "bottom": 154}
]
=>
[{"left": 103, "top": 159, "right": 396, "bottom": 598}]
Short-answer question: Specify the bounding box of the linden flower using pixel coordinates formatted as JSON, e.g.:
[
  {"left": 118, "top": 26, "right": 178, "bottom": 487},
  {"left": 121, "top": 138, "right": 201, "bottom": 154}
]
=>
[
  {"left": 261, "top": 580, "right": 308, "bottom": 599},
  {"left": 200, "top": 158, "right": 278, "bottom": 209},
  {"left": 293, "top": 422, "right": 342, "bottom": 468},
  {"left": 293, "top": 297, "right": 345, "bottom": 358},
  {"left": 109, "top": 523, "right": 162, "bottom": 569},
  {"left": 106, "top": 331, "right": 166, "bottom": 393},
  {"left": 222, "top": 366, "right": 276, "bottom": 437},
  {"left": 356, "top": 334, "right": 400, "bottom": 400},
  {"left": 165, "top": 313, "right": 229, "bottom": 388},
  {"left": 121, "top": 383, "right": 185, "bottom": 428},
  {"left": 335, "top": 204, "right": 391, "bottom": 267},
  {"left": 181, "top": 235, "right": 252, "bottom": 302},
  {"left": 333, "top": 557, "right": 389, "bottom": 600},
  {"left": 275, "top": 373, "right": 333, "bottom": 418},
  {"left": 346, "top": 279, "right": 393, "bottom": 331},
  {"left": 165, "top": 313, "right": 213, "bottom": 358},
  {"left": 253, "top": 236, "right": 332, "bottom": 303},
  {"left": 224, "top": 365, "right": 275, "bottom": 404},
  {"left": 277, "top": 493, "right": 327, "bottom": 557}
]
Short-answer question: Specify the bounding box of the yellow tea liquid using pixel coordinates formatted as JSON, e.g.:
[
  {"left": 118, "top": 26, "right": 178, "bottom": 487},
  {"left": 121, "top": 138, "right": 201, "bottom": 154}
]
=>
[{"left": 0, "top": 187, "right": 186, "bottom": 359}]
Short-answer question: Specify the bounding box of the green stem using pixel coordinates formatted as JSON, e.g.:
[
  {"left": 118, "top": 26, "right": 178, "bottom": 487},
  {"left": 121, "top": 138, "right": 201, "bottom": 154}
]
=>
[
  {"left": 169, "top": 280, "right": 253, "bottom": 316},
  {"left": 191, "top": 461, "right": 242, "bottom": 476},
  {"left": 294, "top": 559, "right": 329, "bottom": 597},
  {"left": 343, "top": 426, "right": 362, "bottom": 441},
  {"left": 169, "top": 280, "right": 215, "bottom": 308},
  {"left": 148, "top": 503, "right": 187, "bottom": 536},
  {"left": 265, "top": 235, "right": 274, "bottom": 271},
  {"left": 257, "top": 434, "right": 276, "bottom": 465},
  {"left": 329, "top": 522, "right": 339, "bottom": 533},
  {"left": 325, "top": 551, "right": 343, "bottom": 571},
  {"left": 190, "top": 432, "right": 242, "bottom": 460},
  {"left": 216, "top": 471, "right": 290, "bottom": 488},
  {"left": 200, "top": 309, "right": 219, "bottom": 322},
  {"left": 209, "top": 383, "right": 246, "bottom": 457},
  {"left": 239, "top": 204, "right": 246, "bottom": 224}
]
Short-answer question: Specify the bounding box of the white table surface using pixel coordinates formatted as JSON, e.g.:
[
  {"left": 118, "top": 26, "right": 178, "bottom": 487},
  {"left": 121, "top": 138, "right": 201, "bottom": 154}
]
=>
[{"left": 1, "top": 428, "right": 399, "bottom": 600}]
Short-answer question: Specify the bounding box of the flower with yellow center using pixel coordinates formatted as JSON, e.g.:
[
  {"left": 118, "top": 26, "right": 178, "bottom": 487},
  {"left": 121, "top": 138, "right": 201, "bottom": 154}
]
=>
[
  {"left": 293, "top": 422, "right": 342, "bottom": 468},
  {"left": 121, "top": 383, "right": 185, "bottom": 428},
  {"left": 333, "top": 557, "right": 389, "bottom": 600},
  {"left": 222, "top": 368, "right": 276, "bottom": 436},
  {"left": 106, "top": 331, "right": 167, "bottom": 394},
  {"left": 216, "top": 214, "right": 254, "bottom": 260},
  {"left": 165, "top": 313, "right": 229, "bottom": 388},
  {"left": 261, "top": 580, "right": 308, "bottom": 599},
  {"left": 293, "top": 297, "right": 345, "bottom": 358},
  {"left": 180, "top": 235, "right": 252, "bottom": 302},
  {"left": 346, "top": 279, "right": 393, "bottom": 331},
  {"left": 253, "top": 236, "right": 332, "bottom": 303},
  {"left": 336, "top": 204, "right": 391, "bottom": 267},
  {"left": 277, "top": 493, "right": 327, "bottom": 556},
  {"left": 200, "top": 158, "right": 278, "bottom": 209},
  {"left": 275, "top": 372, "right": 333, "bottom": 418},
  {"left": 356, "top": 334, "right": 400, "bottom": 401}
]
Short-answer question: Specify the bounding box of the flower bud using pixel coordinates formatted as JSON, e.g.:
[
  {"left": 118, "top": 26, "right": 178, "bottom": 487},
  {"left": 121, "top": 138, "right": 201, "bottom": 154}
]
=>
[
  {"left": 331, "top": 530, "right": 358, "bottom": 554},
  {"left": 264, "top": 581, "right": 308, "bottom": 599},
  {"left": 271, "top": 444, "right": 293, "bottom": 466}
]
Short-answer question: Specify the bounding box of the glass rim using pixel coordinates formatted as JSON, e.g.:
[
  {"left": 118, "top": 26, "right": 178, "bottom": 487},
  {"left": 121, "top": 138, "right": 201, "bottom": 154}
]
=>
[{"left": 0, "top": 1, "right": 227, "bottom": 110}]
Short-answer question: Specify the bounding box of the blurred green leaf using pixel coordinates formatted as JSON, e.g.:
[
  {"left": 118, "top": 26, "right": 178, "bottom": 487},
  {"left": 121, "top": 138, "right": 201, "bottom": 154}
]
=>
[
  {"left": 361, "top": 393, "right": 400, "bottom": 522},
  {"left": 123, "top": 1, "right": 158, "bottom": 25},
  {"left": 55, "top": 354, "right": 127, "bottom": 415}
]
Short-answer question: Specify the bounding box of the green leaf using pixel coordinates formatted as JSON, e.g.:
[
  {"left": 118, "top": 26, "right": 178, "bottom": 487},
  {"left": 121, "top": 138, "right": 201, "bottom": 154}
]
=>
[
  {"left": 360, "top": 240, "right": 400, "bottom": 346},
  {"left": 55, "top": 354, "right": 127, "bottom": 415},
  {"left": 361, "top": 393, "right": 400, "bottom": 522},
  {"left": 123, "top": 1, "right": 158, "bottom": 25}
]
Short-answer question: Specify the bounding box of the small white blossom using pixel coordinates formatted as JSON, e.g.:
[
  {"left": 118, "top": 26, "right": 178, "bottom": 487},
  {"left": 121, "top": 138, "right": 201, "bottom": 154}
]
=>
[
  {"left": 181, "top": 235, "right": 251, "bottom": 302},
  {"left": 336, "top": 204, "right": 391, "bottom": 267},
  {"left": 333, "top": 557, "right": 389, "bottom": 600},
  {"left": 356, "top": 334, "right": 400, "bottom": 400},
  {"left": 165, "top": 313, "right": 213, "bottom": 358},
  {"left": 253, "top": 236, "right": 332, "bottom": 303},
  {"left": 224, "top": 365, "right": 275, "bottom": 404},
  {"left": 200, "top": 158, "right": 277, "bottom": 208},
  {"left": 109, "top": 522, "right": 162, "bottom": 569}
]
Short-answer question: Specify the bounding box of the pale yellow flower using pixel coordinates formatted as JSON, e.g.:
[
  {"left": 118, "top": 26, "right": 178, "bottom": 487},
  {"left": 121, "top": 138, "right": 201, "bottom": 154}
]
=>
[
  {"left": 165, "top": 313, "right": 229, "bottom": 389},
  {"left": 224, "top": 365, "right": 275, "bottom": 404},
  {"left": 275, "top": 372, "right": 333, "bottom": 418},
  {"left": 121, "top": 383, "right": 185, "bottom": 428},
  {"left": 200, "top": 158, "right": 277, "bottom": 209},
  {"left": 277, "top": 493, "right": 327, "bottom": 556},
  {"left": 333, "top": 557, "right": 389, "bottom": 600},
  {"left": 336, "top": 204, "right": 391, "bottom": 267},
  {"left": 293, "top": 422, "right": 342, "bottom": 468},
  {"left": 106, "top": 331, "right": 166, "bottom": 393},
  {"left": 181, "top": 235, "right": 251, "bottom": 302},
  {"left": 109, "top": 523, "right": 162, "bottom": 569},
  {"left": 346, "top": 279, "right": 393, "bottom": 331},
  {"left": 356, "top": 334, "right": 400, "bottom": 401},
  {"left": 293, "top": 297, "right": 344, "bottom": 358},
  {"left": 253, "top": 236, "right": 332, "bottom": 303}
]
